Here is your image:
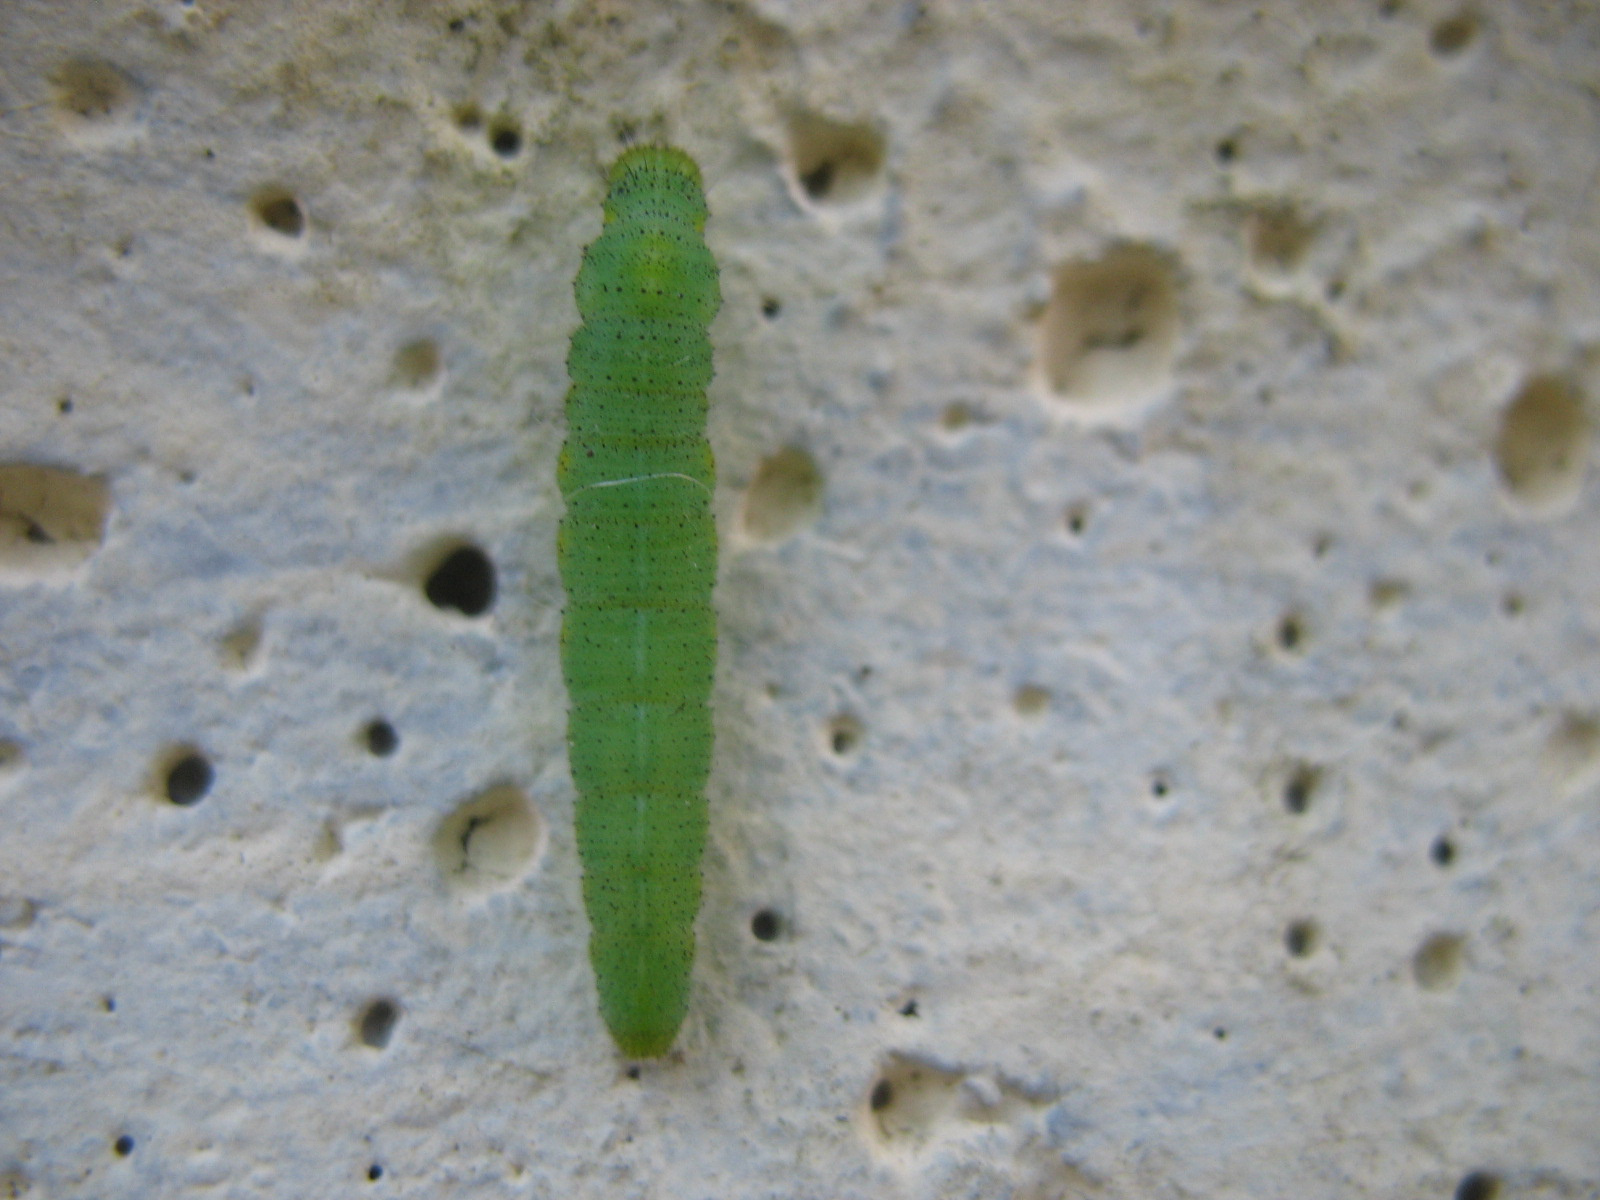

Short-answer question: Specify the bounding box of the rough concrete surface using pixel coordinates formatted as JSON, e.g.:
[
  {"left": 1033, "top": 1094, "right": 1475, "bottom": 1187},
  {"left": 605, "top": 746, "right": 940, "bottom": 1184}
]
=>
[{"left": 2, "top": 2, "right": 1598, "bottom": 1197}]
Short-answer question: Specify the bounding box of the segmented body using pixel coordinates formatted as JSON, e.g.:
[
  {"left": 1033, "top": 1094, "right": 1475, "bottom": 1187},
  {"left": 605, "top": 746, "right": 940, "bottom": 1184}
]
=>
[{"left": 558, "top": 146, "right": 719, "bottom": 1058}]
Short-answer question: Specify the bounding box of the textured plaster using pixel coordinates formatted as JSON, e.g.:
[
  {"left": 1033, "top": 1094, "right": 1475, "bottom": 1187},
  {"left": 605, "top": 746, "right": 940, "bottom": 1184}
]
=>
[{"left": 1, "top": 2, "right": 1598, "bottom": 1198}]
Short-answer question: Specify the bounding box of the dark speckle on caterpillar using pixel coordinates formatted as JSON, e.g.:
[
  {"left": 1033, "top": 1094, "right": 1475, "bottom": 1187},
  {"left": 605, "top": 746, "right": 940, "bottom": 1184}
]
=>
[{"left": 558, "top": 145, "right": 719, "bottom": 1058}]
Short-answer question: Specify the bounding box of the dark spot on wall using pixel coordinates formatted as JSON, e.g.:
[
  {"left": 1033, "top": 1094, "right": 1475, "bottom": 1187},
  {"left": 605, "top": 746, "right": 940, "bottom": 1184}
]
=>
[
  {"left": 939, "top": 402, "right": 973, "bottom": 433},
  {"left": 750, "top": 908, "right": 781, "bottom": 941},
  {"left": 1276, "top": 612, "right": 1307, "bottom": 653},
  {"left": 358, "top": 998, "right": 400, "bottom": 1049},
  {"left": 1413, "top": 932, "right": 1465, "bottom": 991},
  {"left": 390, "top": 338, "right": 441, "bottom": 390},
  {"left": 1013, "top": 685, "right": 1050, "bottom": 717},
  {"left": 1283, "top": 765, "right": 1320, "bottom": 814},
  {"left": 251, "top": 188, "right": 305, "bottom": 238},
  {"left": 826, "top": 714, "right": 863, "bottom": 758},
  {"left": 364, "top": 719, "right": 398, "bottom": 757},
  {"left": 1285, "top": 919, "right": 1318, "bottom": 958},
  {"left": 1430, "top": 12, "right": 1479, "bottom": 56},
  {"left": 164, "top": 751, "right": 214, "bottom": 806},
  {"left": 489, "top": 117, "right": 522, "bottom": 158},
  {"left": 1454, "top": 1171, "right": 1499, "bottom": 1200},
  {"left": 424, "top": 545, "right": 495, "bottom": 616},
  {"left": 800, "top": 160, "right": 834, "bottom": 200},
  {"left": 1246, "top": 203, "right": 1317, "bottom": 274}
]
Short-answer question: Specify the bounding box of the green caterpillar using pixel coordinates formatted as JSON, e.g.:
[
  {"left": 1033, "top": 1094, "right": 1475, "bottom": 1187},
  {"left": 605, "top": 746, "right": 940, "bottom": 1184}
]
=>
[{"left": 558, "top": 146, "right": 719, "bottom": 1058}]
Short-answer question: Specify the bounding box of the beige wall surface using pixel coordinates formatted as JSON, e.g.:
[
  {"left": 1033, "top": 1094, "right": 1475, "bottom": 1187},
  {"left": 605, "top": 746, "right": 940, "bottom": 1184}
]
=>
[{"left": 1, "top": 2, "right": 1597, "bottom": 1197}]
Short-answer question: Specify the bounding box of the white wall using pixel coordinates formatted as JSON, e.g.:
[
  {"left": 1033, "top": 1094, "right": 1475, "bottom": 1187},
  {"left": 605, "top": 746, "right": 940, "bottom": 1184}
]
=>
[{"left": 1, "top": 2, "right": 1597, "bottom": 1197}]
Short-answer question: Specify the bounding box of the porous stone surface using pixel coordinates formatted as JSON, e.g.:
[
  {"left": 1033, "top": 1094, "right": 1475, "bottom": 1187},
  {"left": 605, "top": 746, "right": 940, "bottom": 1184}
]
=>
[{"left": 2, "top": 3, "right": 1597, "bottom": 1198}]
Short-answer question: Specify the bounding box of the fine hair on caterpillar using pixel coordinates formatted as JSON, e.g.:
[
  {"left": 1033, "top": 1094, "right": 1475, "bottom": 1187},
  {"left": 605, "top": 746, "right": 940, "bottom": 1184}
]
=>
[{"left": 565, "top": 471, "right": 714, "bottom": 501}]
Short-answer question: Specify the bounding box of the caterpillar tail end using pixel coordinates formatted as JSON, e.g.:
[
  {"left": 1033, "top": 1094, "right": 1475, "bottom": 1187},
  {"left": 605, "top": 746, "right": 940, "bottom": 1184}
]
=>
[
  {"left": 609, "top": 1024, "right": 680, "bottom": 1060},
  {"left": 589, "top": 928, "right": 694, "bottom": 1059},
  {"left": 597, "top": 989, "right": 687, "bottom": 1060}
]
